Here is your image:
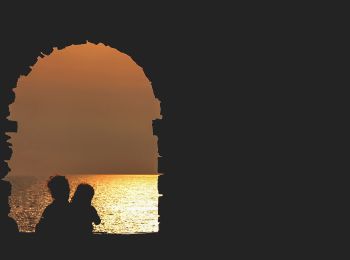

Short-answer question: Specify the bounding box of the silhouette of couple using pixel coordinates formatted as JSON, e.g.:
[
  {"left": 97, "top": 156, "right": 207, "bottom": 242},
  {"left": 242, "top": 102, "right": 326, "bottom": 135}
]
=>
[
  {"left": 1, "top": 175, "right": 100, "bottom": 238},
  {"left": 36, "top": 175, "right": 101, "bottom": 237}
]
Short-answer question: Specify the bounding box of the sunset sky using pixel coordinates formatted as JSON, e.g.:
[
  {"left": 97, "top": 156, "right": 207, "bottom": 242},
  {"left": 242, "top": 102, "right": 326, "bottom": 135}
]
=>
[{"left": 9, "top": 42, "right": 161, "bottom": 175}]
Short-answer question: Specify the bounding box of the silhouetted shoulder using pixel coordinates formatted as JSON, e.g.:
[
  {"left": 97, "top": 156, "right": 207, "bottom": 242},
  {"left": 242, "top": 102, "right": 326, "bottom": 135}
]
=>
[
  {"left": 41, "top": 201, "right": 69, "bottom": 217},
  {"left": 35, "top": 201, "right": 70, "bottom": 234},
  {"left": 36, "top": 203, "right": 55, "bottom": 224},
  {"left": 41, "top": 203, "right": 55, "bottom": 216},
  {"left": 35, "top": 204, "right": 52, "bottom": 233}
]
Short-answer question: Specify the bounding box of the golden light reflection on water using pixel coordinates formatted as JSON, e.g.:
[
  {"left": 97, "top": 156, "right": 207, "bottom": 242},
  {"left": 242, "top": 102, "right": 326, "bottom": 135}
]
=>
[{"left": 7, "top": 175, "right": 160, "bottom": 234}]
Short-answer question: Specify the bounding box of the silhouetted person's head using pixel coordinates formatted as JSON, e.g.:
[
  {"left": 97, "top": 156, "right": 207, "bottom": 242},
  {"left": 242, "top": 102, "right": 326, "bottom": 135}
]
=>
[
  {"left": 47, "top": 175, "right": 70, "bottom": 202},
  {"left": 71, "top": 184, "right": 95, "bottom": 206}
]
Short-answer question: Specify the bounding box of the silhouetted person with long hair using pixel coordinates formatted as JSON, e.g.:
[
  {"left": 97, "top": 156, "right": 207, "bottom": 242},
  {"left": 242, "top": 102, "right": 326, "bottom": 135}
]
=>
[
  {"left": 70, "top": 183, "right": 100, "bottom": 236},
  {"left": 35, "top": 175, "right": 70, "bottom": 237}
]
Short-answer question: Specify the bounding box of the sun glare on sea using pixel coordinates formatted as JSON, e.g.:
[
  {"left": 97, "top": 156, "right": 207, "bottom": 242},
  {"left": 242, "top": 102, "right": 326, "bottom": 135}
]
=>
[{"left": 8, "top": 174, "right": 160, "bottom": 234}]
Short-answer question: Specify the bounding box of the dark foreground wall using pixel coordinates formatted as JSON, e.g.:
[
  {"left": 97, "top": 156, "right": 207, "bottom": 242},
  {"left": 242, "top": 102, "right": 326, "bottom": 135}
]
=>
[
  {"left": 0, "top": 5, "right": 338, "bottom": 258},
  {"left": 0, "top": 10, "right": 231, "bottom": 256},
  {"left": 0, "top": 24, "right": 179, "bottom": 231}
]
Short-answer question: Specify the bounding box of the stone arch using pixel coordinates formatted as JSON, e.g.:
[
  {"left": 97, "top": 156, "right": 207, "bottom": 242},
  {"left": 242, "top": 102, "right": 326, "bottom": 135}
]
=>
[{"left": 0, "top": 37, "right": 168, "bottom": 234}]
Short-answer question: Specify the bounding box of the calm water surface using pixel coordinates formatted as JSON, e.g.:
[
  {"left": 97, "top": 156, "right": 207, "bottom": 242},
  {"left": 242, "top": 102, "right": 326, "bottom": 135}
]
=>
[{"left": 6, "top": 174, "right": 160, "bottom": 234}]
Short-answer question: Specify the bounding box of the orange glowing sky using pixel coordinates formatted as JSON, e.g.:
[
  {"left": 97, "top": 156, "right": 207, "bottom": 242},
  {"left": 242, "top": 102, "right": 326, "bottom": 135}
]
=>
[{"left": 9, "top": 42, "right": 161, "bottom": 175}]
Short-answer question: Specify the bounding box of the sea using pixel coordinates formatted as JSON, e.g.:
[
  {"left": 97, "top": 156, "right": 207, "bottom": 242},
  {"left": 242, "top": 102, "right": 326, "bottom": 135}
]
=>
[{"left": 5, "top": 174, "right": 160, "bottom": 234}]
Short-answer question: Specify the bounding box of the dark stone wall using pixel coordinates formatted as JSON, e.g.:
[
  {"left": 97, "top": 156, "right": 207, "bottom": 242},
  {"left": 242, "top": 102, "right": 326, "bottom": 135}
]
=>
[
  {"left": 0, "top": 15, "right": 250, "bottom": 260},
  {"left": 0, "top": 35, "right": 172, "bottom": 232},
  {"left": 0, "top": 5, "right": 328, "bottom": 257},
  {"left": 0, "top": 18, "right": 214, "bottom": 242}
]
